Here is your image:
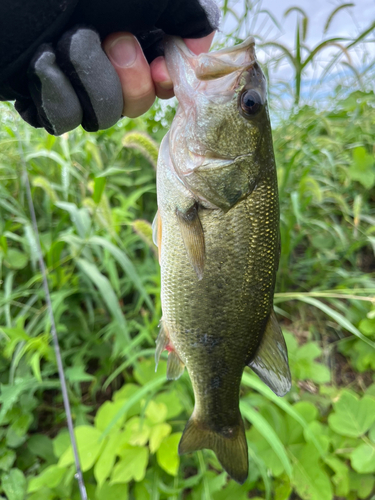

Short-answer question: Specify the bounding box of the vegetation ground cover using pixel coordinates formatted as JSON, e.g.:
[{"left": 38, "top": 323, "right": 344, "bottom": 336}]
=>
[{"left": 0, "top": 2, "right": 374, "bottom": 499}]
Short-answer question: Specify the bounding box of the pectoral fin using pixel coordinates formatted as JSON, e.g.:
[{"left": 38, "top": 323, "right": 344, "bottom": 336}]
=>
[
  {"left": 152, "top": 210, "right": 162, "bottom": 262},
  {"left": 248, "top": 311, "right": 291, "bottom": 396},
  {"left": 176, "top": 204, "right": 205, "bottom": 280}
]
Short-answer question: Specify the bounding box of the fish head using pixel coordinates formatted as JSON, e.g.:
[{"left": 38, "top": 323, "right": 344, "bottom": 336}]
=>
[{"left": 165, "top": 36, "right": 270, "bottom": 168}]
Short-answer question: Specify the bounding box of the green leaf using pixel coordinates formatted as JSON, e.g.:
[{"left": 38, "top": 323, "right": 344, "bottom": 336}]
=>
[
  {"left": 0, "top": 449, "right": 16, "bottom": 472},
  {"left": 27, "top": 434, "right": 55, "bottom": 463},
  {"left": 324, "top": 456, "right": 349, "bottom": 497},
  {"left": 53, "top": 430, "right": 70, "bottom": 459},
  {"left": 111, "top": 446, "right": 149, "bottom": 483},
  {"left": 120, "top": 417, "right": 151, "bottom": 447},
  {"left": 328, "top": 390, "right": 375, "bottom": 437},
  {"left": 134, "top": 358, "right": 166, "bottom": 385},
  {"left": 95, "top": 401, "right": 128, "bottom": 432},
  {"left": 96, "top": 482, "right": 129, "bottom": 500},
  {"left": 88, "top": 236, "right": 154, "bottom": 311},
  {"left": 349, "top": 471, "right": 375, "bottom": 499},
  {"left": 93, "top": 176, "right": 107, "bottom": 204},
  {"left": 77, "top": 258, "right": 128, "bottom": 340},
  {"left": 58, "top": 425, "right": 105, "bottom": 471},
  {"left": 156, "top": 433, "right": 182, "bottom": 476},
  {"left": 350, "top": 442, "right": 375, "bottom": 473},
  {"left": 28, "top": 465, "right": 65, "bottom": 493},
  {"left": 1, "top": 468, "right": 27, "bottom": 500},
  {"left": 149, "top": 423, "right": 172, "bottom": 453},
  {"left": 94, "top": 432, "right": 121, "bottom": 488},
  {"left": 102, "top": 377, "right": 166, "bottom": 438},
  {"left": 3, "top": 249, "right": 28, "bottom": 269},
  {"left": 65, "top": 365, "right": 95, "bottom": 383},
  {"left": 144, "top": 400, "right": 167, "bottom": 424},
  {"left": 154, "top": 390, "right": 184, "bottom": 420},
  {"left": 241, "top": 373, "right": 325, "bottom": 455},
  {"left": 291, "top": 444, "right": 333, "bottom": 500},
  {"left": 348, "top": 146, "right": 375, "bottom": 189},
  {"left": 241, "top": 401, "right": 292, "bottom": 477}
]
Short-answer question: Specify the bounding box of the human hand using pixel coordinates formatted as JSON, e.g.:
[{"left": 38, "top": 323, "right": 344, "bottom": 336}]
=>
[
  {"left": 103, "top": 31, "right": 215, "bottom": 118},
  {"left": 0, "top": 0, "right": 220, "bottom": 135}
]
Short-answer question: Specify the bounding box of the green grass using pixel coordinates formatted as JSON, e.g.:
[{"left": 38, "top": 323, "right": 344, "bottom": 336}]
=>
[{"left": 0, "top": 2, "right": 375, "bottom": 499}]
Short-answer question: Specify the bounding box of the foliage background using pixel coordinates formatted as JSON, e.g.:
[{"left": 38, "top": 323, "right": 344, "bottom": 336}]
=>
[{"left": 0, "top": 1, "right": 374, "bottom": 499}]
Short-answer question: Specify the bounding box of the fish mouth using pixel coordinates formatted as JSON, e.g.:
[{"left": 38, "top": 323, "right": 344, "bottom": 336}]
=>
[{"left": 164, "top": 36, "right": 256, "bottom": 82}]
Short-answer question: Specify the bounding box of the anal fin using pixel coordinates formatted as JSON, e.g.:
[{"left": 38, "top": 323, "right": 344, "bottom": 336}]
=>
[
  {"left": 167, "top": 350, "right": 185, "bottom": 380},
  {"left": 176, "top": 204, "right": 205, "bottom": 280},
  {"left": 248, "top": 310, "right": 291, "bottom": 396}
]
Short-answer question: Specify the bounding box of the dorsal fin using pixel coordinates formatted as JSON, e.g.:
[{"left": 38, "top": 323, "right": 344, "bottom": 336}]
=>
[{"left": 248, "top": 311, "right": 291, "bottom": 396}]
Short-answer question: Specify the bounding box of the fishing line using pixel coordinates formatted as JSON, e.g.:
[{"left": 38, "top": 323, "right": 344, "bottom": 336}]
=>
[{"left": 17, "top": 135, "right": 88, "bottom": 500}]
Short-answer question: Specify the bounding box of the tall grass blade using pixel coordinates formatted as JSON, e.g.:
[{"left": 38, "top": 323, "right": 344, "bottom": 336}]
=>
[{"left": 240, "top": 401, "right": 292, "bottom": 477}]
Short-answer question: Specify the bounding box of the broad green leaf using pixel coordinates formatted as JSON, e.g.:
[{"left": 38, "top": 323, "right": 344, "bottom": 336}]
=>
[
  {"left": 241, "top": 372, "right": 325, "bottom": 455},
  {"left": 94, "top": 432, "right": 121, "bottom": 488},
  {"left": 1, "top": 468, "right": 27, "bottom": 500},
  {"left": 111, "top": 446, "right": 149, "bottom": 483},
  {"left": 154, "top": 390, "right": 184, "bottom": 420},
  {"left": 241, "top": 401, "right": 292, "bottom": 477},
  {"left": 58, "top": 425, "right": 105, "bottom": 471},
  {"left": 95, "top": 401, "right": 128, "bottom": 432},
  {"left": 96, "top": 482, "right": 128, "bottom": 500},
  {"left": 120, "top": 417, "right": 151, "bottom": 447},
  {"left": 3, "top": 249, "right": 28, "bottom": 269},
  {"left": 134, "top": 358, "right": 167, "bottom": 385},
  {"left": 291, "top": 444, "right": 333, "bottom": 500},
  {"left": 350, "top": 442, "right": 375, "bottom": 473},
  {"left": 348, "top": 471, "right": 375, "bottom": 499},
  {"left": 0, "top": 449, "right": 15, "bottom": 472},
  {"left": 149, "top": 423, "right": 172, "bottom": 453},
  {"left": 53, "top": 430, "right": 70, "bottom": 459},
  {"left": 328, "top": 390, "right": 375, "bottom": 437},
  {"left": 27, "top": 488, "right": 54, "bottom": 500},
  {"left": 65, "top": 365, "right": 95, "bottom": 383},
  {"left": 145, "top": 400, "right": 167, "bottom": 424},
  {"left": 348, "top": 146, "right": 375, "bottom": 188},
  {"left": 156, "top": 433, "right": 182, "bottom": 476},
  {"left": 28, "top": 465, "right": 65, "bottom": 493},
  {"left": 102, "top": 377, "right": 166, "bottom": 438},
  {"left": 27, "top": 434, "right": 55, "bottom": 463},
  {"left": 324, "top": 456, "right": 349, "bottom": 497}
]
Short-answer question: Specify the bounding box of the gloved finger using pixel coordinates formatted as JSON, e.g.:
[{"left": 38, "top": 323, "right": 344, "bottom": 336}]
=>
[
  {"left": 27, "top": 44, "right": 83, "bottom": 135},
  {"left": 57, "top": 27, "right": 123, "bottom": 132},
  {"left": 103, "top": 33, "right": 156, "bottom": 119},
  {"left": 150, "top": 32, "right": 215, "bottom": 100}
]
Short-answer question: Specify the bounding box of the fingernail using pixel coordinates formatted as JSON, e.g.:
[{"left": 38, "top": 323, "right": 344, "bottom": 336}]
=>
[
  {"left": 108, "top": 36, "right": 137, "bottom": 68},
  {"left": 158, "top": 80, "right": 173, "bottom": 90}
]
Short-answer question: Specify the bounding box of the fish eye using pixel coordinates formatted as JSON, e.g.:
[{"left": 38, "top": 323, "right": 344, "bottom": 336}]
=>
[{"left": 240, "top": 90, "right": 263, "bottom": 117}]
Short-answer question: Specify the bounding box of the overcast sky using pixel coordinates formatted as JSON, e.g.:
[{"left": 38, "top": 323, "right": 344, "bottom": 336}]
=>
[{"left": 217, "top": 0, "right": 374, "bottom": 102}]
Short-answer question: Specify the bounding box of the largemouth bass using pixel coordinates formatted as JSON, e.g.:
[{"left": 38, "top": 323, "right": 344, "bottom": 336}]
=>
[{"left": 153, "top": 36, "right": 291, "bottom": 484}]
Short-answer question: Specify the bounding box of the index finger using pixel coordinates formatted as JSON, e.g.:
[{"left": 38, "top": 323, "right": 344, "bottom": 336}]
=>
[{"left": 151, "top": 32, "right": 215, "bottom": 100}]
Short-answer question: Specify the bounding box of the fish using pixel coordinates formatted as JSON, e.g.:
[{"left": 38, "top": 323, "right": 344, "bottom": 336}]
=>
[{"left": 153, "top": 36, "right": 291, "bottom": 484}]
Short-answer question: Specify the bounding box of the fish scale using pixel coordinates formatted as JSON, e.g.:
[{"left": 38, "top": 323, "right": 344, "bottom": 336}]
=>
[{"left": 153, "top": 36, "right": 291, "bottom": 484}]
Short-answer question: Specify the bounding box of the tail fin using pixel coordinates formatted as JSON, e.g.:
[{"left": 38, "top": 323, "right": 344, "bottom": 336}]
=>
[{"left": 178, "top": 414, "right": 248, "bottom": 484}]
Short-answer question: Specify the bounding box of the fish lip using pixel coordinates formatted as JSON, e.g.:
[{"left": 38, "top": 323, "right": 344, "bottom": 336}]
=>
[
  {"left": 164, "top": 36, "right": 257, "bottom": 81},
  {"left": 164, "top": 35, "right": 255, "bottom": 58}
]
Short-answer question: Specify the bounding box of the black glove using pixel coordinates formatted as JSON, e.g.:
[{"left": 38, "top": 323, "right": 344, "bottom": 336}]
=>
[{"left": 0, "top": 0, "right": 220, "bottom": 135}]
